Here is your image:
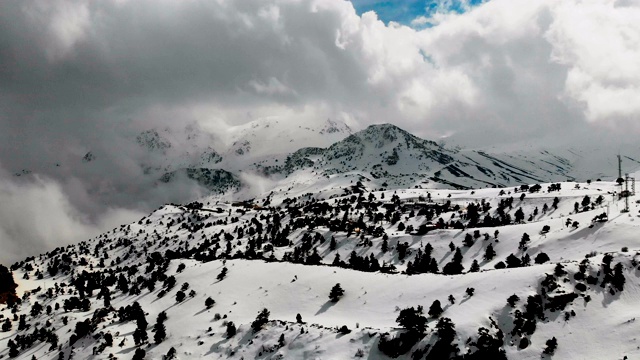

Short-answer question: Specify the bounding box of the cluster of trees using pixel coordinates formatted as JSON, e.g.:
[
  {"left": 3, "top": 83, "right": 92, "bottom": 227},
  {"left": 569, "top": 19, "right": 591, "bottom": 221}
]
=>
[
  {"left": 117, "top": 302, "right": 148, "bottom": 346},
  {"left": 6, "top": 326, "right": 58, "bottom": 358}
]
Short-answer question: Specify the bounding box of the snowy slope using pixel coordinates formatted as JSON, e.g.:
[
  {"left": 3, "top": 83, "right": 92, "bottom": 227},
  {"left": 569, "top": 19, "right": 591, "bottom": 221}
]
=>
[{"left": 3, "top": 175, "right": 640, "bottom": 359}]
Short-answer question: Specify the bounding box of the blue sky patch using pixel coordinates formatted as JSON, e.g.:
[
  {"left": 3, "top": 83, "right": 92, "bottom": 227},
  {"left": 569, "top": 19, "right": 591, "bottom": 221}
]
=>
[{"left": 350, "top": 0, "right": 486, "bottom": 26}]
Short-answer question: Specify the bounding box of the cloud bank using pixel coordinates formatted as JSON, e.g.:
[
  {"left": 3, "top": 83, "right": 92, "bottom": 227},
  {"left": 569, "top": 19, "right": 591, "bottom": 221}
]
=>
[{"left": 1, "top": 0, "right": 640, "bottom": 263}]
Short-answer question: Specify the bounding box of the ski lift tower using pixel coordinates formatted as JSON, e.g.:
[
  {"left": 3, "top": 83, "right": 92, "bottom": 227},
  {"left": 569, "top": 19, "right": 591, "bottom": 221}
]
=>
[{"left": 621, "top": 173, "right": 636, "bottom": 213}]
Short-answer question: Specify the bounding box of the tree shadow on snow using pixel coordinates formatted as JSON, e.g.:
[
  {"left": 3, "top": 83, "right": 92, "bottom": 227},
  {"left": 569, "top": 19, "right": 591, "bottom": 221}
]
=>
[
  {"left": 315, "top": 300, "right": 337, "bottom": 315},
  {"left": 117, "top": 345, "right": 137, "bottom": 355},
  {"left": 193, "top": 307, "right": 210, "bottom": 316},
  {"left": 564, "top": 223, "right": 604, "bottom": 241},
  {"left": 206, "top": 337, "right": 231, "bottom": 356}
]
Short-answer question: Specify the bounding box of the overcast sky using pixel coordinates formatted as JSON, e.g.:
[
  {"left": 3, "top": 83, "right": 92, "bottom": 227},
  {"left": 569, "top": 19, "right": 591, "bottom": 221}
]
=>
[{"left": 1, "top": 0, "right": 640, "bottom": 264}]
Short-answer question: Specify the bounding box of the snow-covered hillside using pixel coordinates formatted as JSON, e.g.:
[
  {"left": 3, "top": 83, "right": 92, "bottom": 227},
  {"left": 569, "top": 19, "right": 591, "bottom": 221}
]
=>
[{"left": 2, "top": 175, "right": 640, "bottom": 359}]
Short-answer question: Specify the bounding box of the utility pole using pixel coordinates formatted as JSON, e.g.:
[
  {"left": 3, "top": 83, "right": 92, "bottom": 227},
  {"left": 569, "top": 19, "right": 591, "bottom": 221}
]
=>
[{"left": 618, "top": 154, "right": 622, "bottom": 180}]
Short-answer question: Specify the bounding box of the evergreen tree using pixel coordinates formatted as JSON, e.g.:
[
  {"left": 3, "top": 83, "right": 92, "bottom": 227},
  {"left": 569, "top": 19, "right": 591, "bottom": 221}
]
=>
[
  {"left": 518, "top": 233, "right": 530, "bottom": 250},
  {"left": 2, "top": 318, "right": 11, "bottom": 332},
  {"left": 429, "top": 258, "right": 440, "bottom": 273},
  {"left": 534, "top": 252, "right": 550, "bottom": 264},
  {"left": 612, "top": 262, "right": 626, "bottom": 292},
  {"left": 226, "top": 321, "right": 237, "bottom": 338},
  {"left": 205, "top": 297, "right": 215, "bottom": 309},
  {"left": 428, "top": 300, "right": 443, "bottom": 318},
  {"left": 217, "top": 267, "right": 228, "bottom": 281},
  {"left": 153, "top": 312, "right": 167, "bottom": 344},
  {"left": 466, "top": 287, "right": 475, "bottom": 296},
  {"left": 132, "top": 348, "right": 146, "bottom": 360},
  {"left": 543, "top": 337, "right": 558, "bottom": 355},
  {"left": 8, "top": 339, "right": 19, "bottom": 358},
  {"left": 484, "top": 244, "right": 496, "bottom": 261},
  {"left": 506, "top": 254, "right": 522, "bottom": 268},
  {"left": 443, "top": 248, "right": 464, "bottom": 275},
  {"left": 133, "top": 327, "right": 148, "bottom": 346},
  {"left": 329, "top": 283, "right": 345, "bottom": 302},
  {"left": 469, "top": 260, "right": 480, "bottom": 272},
  {"left": 463, "top": 233, "right": 474, "bottom": 247},
  {"left": 251, "top": 308, "right": 270, "bottom": 333},
  {"left": 396, "top": 305, "right": 427, "bottom": 335}
]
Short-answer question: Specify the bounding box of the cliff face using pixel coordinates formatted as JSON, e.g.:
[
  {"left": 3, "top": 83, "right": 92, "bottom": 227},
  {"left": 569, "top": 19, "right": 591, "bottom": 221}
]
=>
[{"left": 0, "top": 265, "right": 17, "bottom": 304}]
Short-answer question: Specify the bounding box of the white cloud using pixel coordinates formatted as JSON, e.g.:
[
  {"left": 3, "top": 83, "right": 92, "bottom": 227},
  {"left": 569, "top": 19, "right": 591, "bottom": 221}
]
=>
[
  {"left": 2, "top": 0, "right": 640, "bottom": 261},
  {"left": 546, "top": 0, "right": 640, "bottom": 123},
  {"left": 22, "top": 0, "right": 90, "bottom": 61},
  {"left": 0, "top": 171, "right": 144, "bottom": 265}
]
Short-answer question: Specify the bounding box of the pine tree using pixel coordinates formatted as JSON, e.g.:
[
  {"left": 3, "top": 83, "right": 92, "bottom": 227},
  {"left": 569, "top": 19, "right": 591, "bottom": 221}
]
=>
[
  {"left": 8, "top": 339, "right": 19, "bottom": 358},
  {"left": 251, "top": 308, "right": 270, "bottom": 333},
  {"left": 543, "top": 337, "right": 558, "bottom": 355},
  {"left": 217, "top": 267, "right": 228, "bottom": 281},
  {"left": 518, "top": 233, "right": 530, "bottom": 250},
  {"left": 429, "top": 258, "right": 439, "bottom": 273},
  {"left": 226, "top": 321, "right": 237, "bottom": 338},
  {"left": 612, "top": 262, "right": 626, "bottom": 292},
  {"left": 466, "top": 287, "right": 475, "bottom": 296},
  {"left": 443, "top": 248, "right": 464, "bottom": 275},
  {"left": 132, "top": 348, "right": 146, "bottom": 360},
  {"left": 484, "top": 244, "right": 496, "bottom": 261},
  {"left": 154, "top": 312, "right": 167, "bottom": 344},
  {"left": 469, "top": 260, "right": 480, "bottom": 272},
  {"left": 154, "top": 322, "right": 166, "bottom": 344},
  {"left": 2, "top": 318, "right": 11, "bottom": 332},
  {"left": 463, "top": 233, "right": 474, "bottom": 247},
  {"left": 133, "top": 327, "right": 148, "bottom": 345},
  {"left": 205, "top": 297, "right": 215, "bottom": 309},
  {"left": 329, "top": 283, "right": 345, "bottom": 302},
  {"left": 396, "top": 305, "right": 427, "bottom": 334},
  {"left": 428, "top": 300, "right": 443, "bottom": 318}
]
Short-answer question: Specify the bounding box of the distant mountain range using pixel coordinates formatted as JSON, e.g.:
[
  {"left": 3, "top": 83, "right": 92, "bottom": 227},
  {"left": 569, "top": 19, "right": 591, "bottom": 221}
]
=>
[
  {"left": 15, "top": 119, "right": 640, "bottom": 198},
  {"left": 125, "top": 121, "right": 640, "bottom": 196}
]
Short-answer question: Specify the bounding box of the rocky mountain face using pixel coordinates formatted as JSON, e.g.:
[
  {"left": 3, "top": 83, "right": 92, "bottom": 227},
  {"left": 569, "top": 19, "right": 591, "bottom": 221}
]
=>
[
  {"left": 159, "top": 168, "right": 240, "bottom": 193},
  {"left": 249, "top": 123, "right": 578, "bottom": 191}
]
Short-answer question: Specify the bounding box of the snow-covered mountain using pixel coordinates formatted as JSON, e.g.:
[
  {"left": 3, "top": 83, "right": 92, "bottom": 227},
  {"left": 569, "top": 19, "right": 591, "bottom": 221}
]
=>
[
  {"left": 15, "top": 116, "right": 637, "bottom": 201},
  {"left": 223, "top": 117, "right": 353, "bottom": 159},
  {"left": 100, "top": 121, "right": 640, "bottom": 201},
  {"left": 247, "top": 123, "right": 582, "bottom": 193},
  {"left": 3, "top": 175, "right": 640, "bottom": 359}
]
